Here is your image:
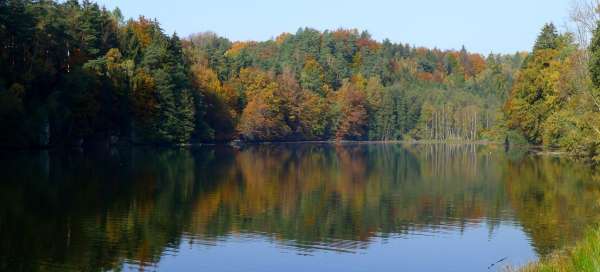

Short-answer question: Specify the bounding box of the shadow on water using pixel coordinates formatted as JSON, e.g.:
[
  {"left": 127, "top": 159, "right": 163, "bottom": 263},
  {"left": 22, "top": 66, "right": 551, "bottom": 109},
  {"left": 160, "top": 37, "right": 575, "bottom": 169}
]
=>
[{"left": 0, "top": 143, "right": 599, "bottom": 271}]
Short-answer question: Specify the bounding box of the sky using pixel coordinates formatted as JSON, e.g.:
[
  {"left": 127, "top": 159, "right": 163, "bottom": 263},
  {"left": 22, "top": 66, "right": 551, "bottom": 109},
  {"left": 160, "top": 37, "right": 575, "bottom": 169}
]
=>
[{"left": 94, "top": 0, "right": 572, "bottom": 54}]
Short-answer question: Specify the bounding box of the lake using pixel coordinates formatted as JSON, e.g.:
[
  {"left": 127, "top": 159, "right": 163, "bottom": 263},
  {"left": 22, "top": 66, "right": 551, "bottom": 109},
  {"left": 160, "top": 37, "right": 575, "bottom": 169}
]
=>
[{"left": 1, "top": 143, "right": 599, "bottom": 271}]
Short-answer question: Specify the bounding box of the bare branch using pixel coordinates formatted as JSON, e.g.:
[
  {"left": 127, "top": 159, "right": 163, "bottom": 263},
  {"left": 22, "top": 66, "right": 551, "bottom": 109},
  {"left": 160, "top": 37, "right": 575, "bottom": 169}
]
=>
[{"left": 569, "top": 0, "right": 600, "bottom": 47}]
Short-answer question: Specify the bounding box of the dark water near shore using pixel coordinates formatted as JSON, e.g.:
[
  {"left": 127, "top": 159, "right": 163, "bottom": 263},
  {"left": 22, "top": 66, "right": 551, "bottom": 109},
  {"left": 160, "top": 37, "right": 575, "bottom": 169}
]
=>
[{"left": 1, "top": 143, "right": 599, "bottom": 272}]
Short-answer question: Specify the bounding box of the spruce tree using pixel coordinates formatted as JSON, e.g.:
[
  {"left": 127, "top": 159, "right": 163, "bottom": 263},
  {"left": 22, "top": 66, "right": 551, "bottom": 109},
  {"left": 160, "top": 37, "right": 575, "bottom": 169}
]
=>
[{"left": 533, "top": 23, "right": 559, "bottom": 51}]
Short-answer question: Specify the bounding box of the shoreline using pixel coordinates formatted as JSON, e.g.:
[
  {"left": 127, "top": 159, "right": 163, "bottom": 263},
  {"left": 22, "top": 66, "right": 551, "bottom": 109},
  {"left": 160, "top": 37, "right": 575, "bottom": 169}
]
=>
[
  {"left": 0, "top": 140, "right": 578, "bottom": 160},
  {"left": 0, "top": 139, "right": 504, "bottom": 150},
  {"left": 513, "top": 226, "right": 600, "bottom": 271}
]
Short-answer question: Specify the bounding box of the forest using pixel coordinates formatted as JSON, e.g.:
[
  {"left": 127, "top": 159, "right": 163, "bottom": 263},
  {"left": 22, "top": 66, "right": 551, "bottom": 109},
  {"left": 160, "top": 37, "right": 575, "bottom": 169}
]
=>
[{"left": 0, "top": 0, "right": 598, "bottom": 160}]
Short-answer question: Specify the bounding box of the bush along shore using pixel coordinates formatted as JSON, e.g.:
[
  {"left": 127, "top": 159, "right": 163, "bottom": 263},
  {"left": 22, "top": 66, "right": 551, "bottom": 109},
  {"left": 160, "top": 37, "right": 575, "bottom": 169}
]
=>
[{"left": 512, "top": 227, "right": 600, "bottom": 272}]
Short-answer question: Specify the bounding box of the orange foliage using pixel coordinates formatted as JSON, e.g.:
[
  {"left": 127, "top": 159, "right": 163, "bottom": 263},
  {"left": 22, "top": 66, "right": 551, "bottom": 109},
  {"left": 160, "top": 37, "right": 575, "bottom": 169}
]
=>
[
  {"left": 275, "top": 33, "right": 292, "bottom": 45},
  {"left": 432, "top": 62, "right": 446, "bottom": 83},
  {"left": 225, "top": 41, "right": 256, "bottom": 57},
  {"left": 221, "top": 82, "right": 241, "bottom": 115},
  {"left": 448, "top": 51, "right": 461, "bottom": 61},
  {"left": 238, "top": 68, "right": 274, "bottom": 99},
  {"left": 356, "top": 38, "right": 380, "bottom": 51},
  {"left": 417, "top": 72, "right": 434, "bottom": 82},
  {"left": 332, "top": 28, "right": 358, "bottom": 41},
  {"left": 127, "top": 16, "right": 154, "bottom": 48},
  {"left": 415, "top": 47, "right": 429, "bottom": 57},
  {"left": 335, "top": 82, "right": 369, "bottom": 140},
  {"left": 190, "top": 64, "right": 222, "bottom": 95},
  {"left": 235, "top": 67, "right": 292, "bottom": 140},
  {"left": 238, "top": 82, "right": 289, "bottom": 141},
  {"left": 468, "top": 54, "right": 486, "bottom": 76}
]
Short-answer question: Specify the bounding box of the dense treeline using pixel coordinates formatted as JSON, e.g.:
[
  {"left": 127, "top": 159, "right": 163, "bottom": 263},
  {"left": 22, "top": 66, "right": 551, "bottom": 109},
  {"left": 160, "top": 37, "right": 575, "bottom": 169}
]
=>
[
  {"left": 183, "top": 30, "right": 522, "bottom": 142},
  {"left": 0, "top": 0, "right": 522, "bottom": 147},
  {"left": 504, "top": 19, "right": 600, "bottom": 160},
  {"left": 0, "top": 0, "right": 202, "bottom": 146}
]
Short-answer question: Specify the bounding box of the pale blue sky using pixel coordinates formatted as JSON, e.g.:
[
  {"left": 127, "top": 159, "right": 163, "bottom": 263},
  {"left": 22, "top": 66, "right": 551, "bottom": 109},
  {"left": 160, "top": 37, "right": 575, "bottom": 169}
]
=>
[{"left": 95, "top": 0, "right": 571, "bottom": 54}]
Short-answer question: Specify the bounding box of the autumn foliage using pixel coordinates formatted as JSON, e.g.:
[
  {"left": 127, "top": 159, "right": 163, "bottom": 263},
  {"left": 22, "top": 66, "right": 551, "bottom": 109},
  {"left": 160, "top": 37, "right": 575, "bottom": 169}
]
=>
[{"left": 0, "top": 1, "right": 525, "bottom": 146}]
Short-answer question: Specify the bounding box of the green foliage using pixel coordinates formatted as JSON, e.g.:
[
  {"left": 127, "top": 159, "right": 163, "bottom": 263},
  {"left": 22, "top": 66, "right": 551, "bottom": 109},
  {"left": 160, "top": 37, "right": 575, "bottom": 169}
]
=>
[
  {"left": 533, "top": 23, "right": 559, "bottom": 52},
  {"left": 368, "top": 84, "right": 421, "bottom": 140},
  {"left": 0, "top": 0, "right": 526, "bottom": 146},
  {"left": 0, "top": 1, "right": 210, "bottom": 146},
  {"left": 3, "top": 144, "right": 600, "bottom": 271},
  {"left": 520, "top": 227, "right": 600, "bottom": 272},
  {"left": 504, "top": 22, "right": 600, "bottom": 160},
  {"left": 506, "top": 129, "right": 530, "bottom": 147},
  {"left": 590, "top": 20, "right": 600, "bottom": 91},
  {"left": 300, "top": 58, "right": 325, "bottom": 95},
  {"left": 506, "top": 49, "right": 563, "bottom": 144},
  {"left": 186, "top": 28, "right": 522, "bottom": 142}
]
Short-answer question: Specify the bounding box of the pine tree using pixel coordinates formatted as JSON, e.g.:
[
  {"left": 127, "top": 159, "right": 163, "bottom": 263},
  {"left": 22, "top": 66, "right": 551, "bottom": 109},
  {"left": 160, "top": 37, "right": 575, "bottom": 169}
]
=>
[
  {"left": 79, "top": 0, "right": 103, "bottom": 57},
  {"left": 533, "top": 23, "right": 559, "bottom": 52}
]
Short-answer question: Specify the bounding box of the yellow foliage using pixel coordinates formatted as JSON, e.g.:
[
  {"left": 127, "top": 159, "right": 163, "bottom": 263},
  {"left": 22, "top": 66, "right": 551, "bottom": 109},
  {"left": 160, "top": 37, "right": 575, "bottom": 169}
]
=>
[
  {"left": 127, "top": 16, "right": 154, "bottom": 48},
  {"left": 225, "top": 41, "right": 256, "bottom": 58},
  {"left": 275, "top": 33, "right": 291, "bottom": 45},
  {"left": 238, "top": 68, "right": 274, "bottom": 99},
  {"left": 191, "top": 64, "right": 222, "bottom": 95}
]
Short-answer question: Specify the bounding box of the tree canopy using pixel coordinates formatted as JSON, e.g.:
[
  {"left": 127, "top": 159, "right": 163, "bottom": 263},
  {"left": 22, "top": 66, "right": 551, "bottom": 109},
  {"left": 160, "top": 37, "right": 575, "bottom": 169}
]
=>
[{"left": 2, "top": 0, "right": 597, "bottom": 160}]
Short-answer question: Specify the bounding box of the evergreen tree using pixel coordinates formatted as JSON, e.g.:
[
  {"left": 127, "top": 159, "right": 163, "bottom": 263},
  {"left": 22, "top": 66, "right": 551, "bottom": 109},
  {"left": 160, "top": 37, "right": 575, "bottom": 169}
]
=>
[
  {"left": 533, "top": 23, "right": 559, "bottom": 52},
  {"left": 0, "top": 0, "right": 533, "bottom": 147}
]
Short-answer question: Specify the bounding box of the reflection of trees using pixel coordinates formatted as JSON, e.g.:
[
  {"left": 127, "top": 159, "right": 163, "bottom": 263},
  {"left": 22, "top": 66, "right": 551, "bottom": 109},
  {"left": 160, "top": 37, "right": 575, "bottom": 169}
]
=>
[
  {"left": 503, "top": 155, "right": 600, "bottom": 256},
  {"left": 187, "top": 143, "right": 512, "bottom": 245},
  {"left": 0, "top": 144, "right": 598, "bottom": 271},
  {"left": 0, "top": 148, "right": 207, "bottom": 271}
]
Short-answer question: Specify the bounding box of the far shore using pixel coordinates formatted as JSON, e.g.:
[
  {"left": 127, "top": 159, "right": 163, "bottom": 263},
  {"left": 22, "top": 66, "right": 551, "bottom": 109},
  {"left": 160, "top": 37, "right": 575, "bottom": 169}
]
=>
[{"left": 2, "top": 139, "right": 575, "bottom": 158}]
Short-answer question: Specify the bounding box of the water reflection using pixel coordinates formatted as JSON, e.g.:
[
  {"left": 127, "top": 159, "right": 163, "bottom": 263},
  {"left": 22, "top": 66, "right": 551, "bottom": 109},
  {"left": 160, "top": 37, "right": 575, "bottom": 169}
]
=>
[{"left": 0, "top": 143, "right": 598, "bottom": 271}]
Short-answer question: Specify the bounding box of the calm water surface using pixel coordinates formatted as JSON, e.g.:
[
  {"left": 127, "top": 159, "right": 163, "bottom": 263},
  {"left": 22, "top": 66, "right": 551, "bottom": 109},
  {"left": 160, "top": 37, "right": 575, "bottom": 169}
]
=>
[{"left": 1, "top": 143, "right": 599, "bottom": 271}]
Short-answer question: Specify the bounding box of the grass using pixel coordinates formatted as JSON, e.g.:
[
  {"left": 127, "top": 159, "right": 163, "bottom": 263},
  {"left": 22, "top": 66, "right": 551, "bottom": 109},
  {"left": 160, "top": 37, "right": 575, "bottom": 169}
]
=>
[{"left": 510, "top": 227, "right": 600, "bottom": 272}]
